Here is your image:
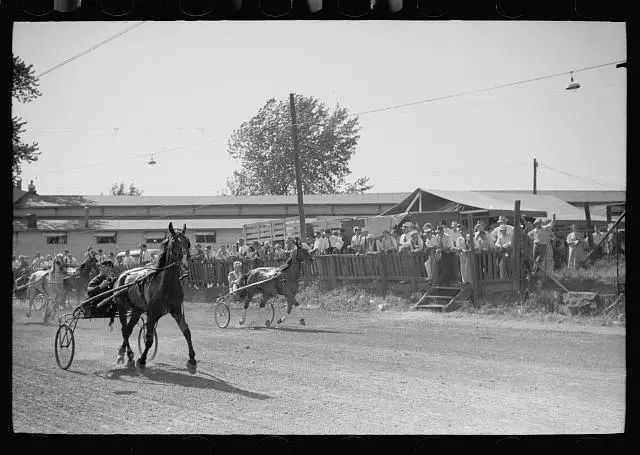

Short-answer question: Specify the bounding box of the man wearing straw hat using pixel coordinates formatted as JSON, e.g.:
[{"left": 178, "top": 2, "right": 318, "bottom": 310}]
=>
[
  {"left": 528, "top": 217, "right": 554, "bottom": 274},
  {"left": 455, "top": 224, "right": 472, "bottom": 284},
  {"left": 490, "top": 216, "right": 514, "bottom": 243},
  {"left": 494, "top": 224, "right": 513, "bottom": 279},
  {"left": 433, "top": 224, "right": 456, "bottom": 286}
]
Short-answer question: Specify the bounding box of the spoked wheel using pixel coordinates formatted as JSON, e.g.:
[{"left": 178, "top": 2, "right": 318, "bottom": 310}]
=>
[
  {"left": 262, "top": 302, "right": 275, "bottom": 327},
  {"left": 214, "top": 301, "right": 231, "bottom": 328},
  {"left": 54, "top": 323, "right": 75, "bottom": 370},
  {"left": 137, "top": 322, "right": 158, "bottom": 361}
]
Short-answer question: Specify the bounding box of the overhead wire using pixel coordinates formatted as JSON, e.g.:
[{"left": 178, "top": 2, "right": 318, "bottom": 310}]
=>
[
  {"left": 27, "top": 59, "right": 626, "bottom": 181},
  {"left": 36, "top": 21, "right": 145, "bottom": 78},
  {"left": 537, "top": 161, "right": 625, "bottom": 190}
]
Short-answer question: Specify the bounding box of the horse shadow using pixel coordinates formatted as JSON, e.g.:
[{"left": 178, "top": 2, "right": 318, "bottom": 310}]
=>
[{"left": 96, "top": 363, "right": 271, "bottom": 401}]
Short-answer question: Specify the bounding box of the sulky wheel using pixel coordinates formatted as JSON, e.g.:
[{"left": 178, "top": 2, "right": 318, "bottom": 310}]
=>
[
  {"left": 137, "top": 322, "right": 158, "bottom": 361},
  {"left": 263, "top": 302, "right": 275, "bottom": 327},
  {"left": 214, "top": 301, "right": 230, "bottom": 328},
  {"left": 54, "top": 323, "right": 75, "bottom": 370}
]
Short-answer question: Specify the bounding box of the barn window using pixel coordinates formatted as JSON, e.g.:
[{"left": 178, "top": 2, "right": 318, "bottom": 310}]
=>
[
  {"left": 195, "top": 231, "right": 216, "bottom": 244},
  {"left": 43, "top": 232, "right": 68, "bottom": 244},
  {"left": 145, "top": 231, "right": 166, "bottom": 244},
  {"left": 95, "top": 232, "right": 117, "bottom": 244}
]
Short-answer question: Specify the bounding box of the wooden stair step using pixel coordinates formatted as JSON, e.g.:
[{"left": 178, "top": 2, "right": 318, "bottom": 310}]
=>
[{"left": 427, "top": 295, "right": 456, "bottom": 300}]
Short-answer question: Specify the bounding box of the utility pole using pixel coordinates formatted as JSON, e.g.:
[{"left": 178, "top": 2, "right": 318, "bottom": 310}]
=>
[
  {"left": 289, "top": 93, "right": 306, "bottom": 242},
  {"left": 533, "top": 158, "right": 538, "bottom": 195}
]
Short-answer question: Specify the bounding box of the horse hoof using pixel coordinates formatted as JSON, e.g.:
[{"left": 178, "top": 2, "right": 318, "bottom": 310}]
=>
[
  {"left": 299, "top": 318, "right": 306, "bottom": 326},
  {"left": 265, "top": 320, "right": 271, "bottom": 327},
  {"left": 136, "top": 359, "right": 146, "bottom": 370},
  {"left": 276, "top": 318, "right": 283, "bottom": 325},
  {"left": 187, "top": 360, "right": 197, "bottom": 374},
  {"left": 238, "top": 320, "right": 244, "bottom": 326},
  {"left": 116, "top": 355, "right": 125, "bottom": 364},
  {"left": 25, "top": 311, "right": 31, "bottom": 318}
]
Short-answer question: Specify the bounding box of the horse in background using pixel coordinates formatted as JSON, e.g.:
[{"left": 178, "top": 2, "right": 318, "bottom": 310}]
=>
[
  {"left": 113, "top": 222, "right": 197, "bottom": 371},
  {"left": 63, "top": 256, "right": 99, "bottom": 307},
  {"left": 238, "top": 238, "right": 312, "bottom": 327}
]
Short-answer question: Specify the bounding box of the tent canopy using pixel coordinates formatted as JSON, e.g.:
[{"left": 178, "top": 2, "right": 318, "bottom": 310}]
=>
[{"left": 380, "top": 188, "right": 606, "bottom": 222}]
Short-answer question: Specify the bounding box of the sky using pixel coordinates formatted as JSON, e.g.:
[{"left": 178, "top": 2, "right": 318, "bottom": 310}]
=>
[{"left": 13, "top": 21, "right": 626, "bottom": 196}]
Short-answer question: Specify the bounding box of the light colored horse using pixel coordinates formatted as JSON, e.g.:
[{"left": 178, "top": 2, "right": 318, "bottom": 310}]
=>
[{"left": 26, "top": 269, "right": 50, "bottom": 317}]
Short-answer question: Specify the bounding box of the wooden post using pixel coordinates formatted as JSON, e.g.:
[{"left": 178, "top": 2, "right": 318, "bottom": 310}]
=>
[
  {"left": 377, "top": 254, "right": 388, "bottom": 293},
  {"left": 289, "top": 93, "right": 306, "bottom": 241},
  {"left": 329, "top": 255, "right": 338, "bottom": 289},
  {"left": 584, "top": 202, "right": 594, "bottom": 250},
  {"left": 512, "top": 200, "right": 521, "bottom": 292},
  {"left": 466, "top": 212, "right": 478, "bottom": 300}
]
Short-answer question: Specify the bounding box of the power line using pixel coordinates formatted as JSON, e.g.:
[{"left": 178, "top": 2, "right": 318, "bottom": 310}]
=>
[
  {"left": 37, "top": 21, "right": 145, "bottom": 78},
  {"left": 346, "top": 60, "right": 627, "bottom": 119},
  {"left": 537, "top": 161, "right": 625, "bottom": 190},
  {"left": 27, "top": 59, "right": 625, "bottom": 177},
  {"left": 34, "top": 138, "right": 220, "bottom": 177}
]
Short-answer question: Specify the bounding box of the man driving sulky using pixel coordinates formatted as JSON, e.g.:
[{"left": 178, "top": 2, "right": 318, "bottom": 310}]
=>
[{"left": 83, "top": 259, "right": 118, "bottom": 316}]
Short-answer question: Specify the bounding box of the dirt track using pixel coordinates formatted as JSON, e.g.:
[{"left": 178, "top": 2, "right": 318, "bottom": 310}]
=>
[{"left": 12, "top": 300, "right": 625, "bottom": 434}]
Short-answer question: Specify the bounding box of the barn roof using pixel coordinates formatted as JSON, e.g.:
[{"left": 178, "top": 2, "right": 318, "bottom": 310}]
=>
[
  {"left": 12, "top": 218, "right": 263, "bottom": 232},
  {"left": 13, "top": 192, "right": 411, "bottom": 208}
]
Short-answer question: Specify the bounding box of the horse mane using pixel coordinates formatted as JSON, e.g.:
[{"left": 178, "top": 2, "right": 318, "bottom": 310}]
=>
[{"left": 156, "top": 238, "right": 171, "bottom": 268}]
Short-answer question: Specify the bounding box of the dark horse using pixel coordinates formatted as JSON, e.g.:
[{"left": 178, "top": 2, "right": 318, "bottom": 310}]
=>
[
  {"left": 63, "top": 256, "right": 99, "bottom": 307},
  {"left": 113, "top": 222, "right": 196, "bottom": 371},
  {"left": 238, "top": 238, "right": 312, "bottom": 327}
]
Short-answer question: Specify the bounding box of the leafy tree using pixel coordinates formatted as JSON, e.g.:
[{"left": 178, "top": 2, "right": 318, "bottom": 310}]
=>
[
  {"left": 12, "top": 56, "right": 42, "bottom": 186},
  {"left": 110, "top": 182, "right": 143, "bottom": 196},
  {"left": 341, "top": 176, "right": 374, "bottom": 194},
  {"left": 226, "top": 94, "right": 370, "bottom": 195}
]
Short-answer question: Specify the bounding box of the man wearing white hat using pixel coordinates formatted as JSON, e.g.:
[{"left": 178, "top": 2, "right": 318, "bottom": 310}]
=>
[
  {"left": 474, "top": 221, "right": 494, "bottom": 252},
  {"left": 491, "top": 216, "right": 514, "bottom": 243},
  {"left": 494, "top": 225, "right": 513, "bottom": 279},
  {"left": 449, "top": 221, "right": 461, "bottom": 243},
  {"left": 528, "top": 217, "right": 554, "bottom": 274}
]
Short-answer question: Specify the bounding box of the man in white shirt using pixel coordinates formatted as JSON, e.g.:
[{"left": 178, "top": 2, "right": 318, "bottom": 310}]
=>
[
  {"left": 122, "top": 249, "right": 136, "bottom": 268},
  {"left": 398, "top": 222, "right": 413, "bottom": 248},
  {"left": 433, "top": 225, "right": 456, "bottom": 286},
  {"left": 494, "top": 225, "right": 513, "bottom": 279},
  {"left": 378, "top": 230, "right": 398, "bottom": 254},
  {"left": 474, "top": 222, "right": 494, "bottom": 252},
  {"left": 328, "top": 229, "right": 344, "bottom": 254},
  {"left": 237, "top": 238, "right": 251, "bottom": 258},
  {"left": 138, "top": 244, "right": 152, "bottom": 265},
  {"left": 449, "top": 221, "right": 462, "bottom": 243},
  {"left": 311, "top": 231, "right": 329, "bottom": 255},
  {"left": 491, "top": 216, "right": 514, "bottom": 243},
  {"left": 349, "top": 227, "right": 366, "bottom": 254},
  {"left": 455, "top": 224, "right": 472, "bottom": 284}
]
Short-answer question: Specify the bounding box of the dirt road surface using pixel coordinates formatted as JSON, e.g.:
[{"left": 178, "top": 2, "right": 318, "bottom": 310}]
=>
[{"left": 12, "top": 300, "right": 625, "bottom": 434}]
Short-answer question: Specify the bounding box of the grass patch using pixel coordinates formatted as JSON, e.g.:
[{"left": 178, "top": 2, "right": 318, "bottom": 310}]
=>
[{"left": 298, "top": 282, "right": 417, "bottom": 312}]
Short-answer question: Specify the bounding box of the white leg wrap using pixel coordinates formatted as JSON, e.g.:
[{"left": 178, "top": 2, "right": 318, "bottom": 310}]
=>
[{"left": 239, "top": 307, "right": 247, "bottom": 325}]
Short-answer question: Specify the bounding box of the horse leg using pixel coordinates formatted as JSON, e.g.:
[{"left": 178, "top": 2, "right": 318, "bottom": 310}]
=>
[
  {"left": 137, "top": 314, "right": 158, "bottom": 368},
  {"left": 116, "top": 309, "right": 129, "bottom": 363},
  {"left": 239, "top": 290, "right": 253, "bottom": 326},
  {"left": 170, "top": 307, "right": 197, "bottom": 372},
  {"left": 124, "top": 310, "right": 142, "bottom": 362},
  {"left": 259, "top": 294, "right": 271, "bottom": 327},
  {"left": 277, "top": 283, "right": 304, "bottom": 325}
]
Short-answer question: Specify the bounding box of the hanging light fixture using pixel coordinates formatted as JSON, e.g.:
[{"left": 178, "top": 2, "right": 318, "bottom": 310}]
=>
[
  {"left": 566, "top": 71, "right": 580, "bottom": 91},
  {"left": 148, "top": 154, "right": 157, "bottom": 165}
]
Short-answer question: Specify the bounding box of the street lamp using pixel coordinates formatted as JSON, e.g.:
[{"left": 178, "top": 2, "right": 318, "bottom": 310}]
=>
[{"left": 566, "top": 71, "right": 580, "bottom": 91}]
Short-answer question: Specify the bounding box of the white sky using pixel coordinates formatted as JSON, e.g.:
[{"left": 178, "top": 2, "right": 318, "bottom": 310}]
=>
[{"left": 13, "top": 21, "right": 626, "bottom": 196}]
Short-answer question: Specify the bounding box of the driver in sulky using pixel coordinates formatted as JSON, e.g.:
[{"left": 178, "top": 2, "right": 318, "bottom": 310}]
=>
[{"left": 84, "top": 259, "right": 118, "bottom": 317}]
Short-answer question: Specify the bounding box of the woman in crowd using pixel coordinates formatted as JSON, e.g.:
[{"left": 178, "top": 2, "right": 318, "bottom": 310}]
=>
[{"left": 566, "top": 224, "right": 583, "bottom": 269}]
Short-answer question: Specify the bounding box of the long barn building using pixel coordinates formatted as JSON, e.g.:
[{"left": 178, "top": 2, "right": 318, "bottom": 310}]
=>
[{"left": 12, "top": 187, "right": 624, "bottom": 260}]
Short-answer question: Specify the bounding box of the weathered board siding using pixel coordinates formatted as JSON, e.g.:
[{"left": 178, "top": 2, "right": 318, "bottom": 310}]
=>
[{"left": 12, "top": 228, "right": 244, "bottom": 259}]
